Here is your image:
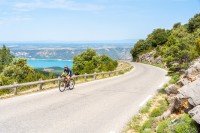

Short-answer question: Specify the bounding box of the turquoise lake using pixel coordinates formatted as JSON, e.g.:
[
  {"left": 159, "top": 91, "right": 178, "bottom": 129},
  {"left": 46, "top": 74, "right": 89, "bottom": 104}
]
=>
[{"left": 27, "top": 59, "right": 73, "bottom": 68}]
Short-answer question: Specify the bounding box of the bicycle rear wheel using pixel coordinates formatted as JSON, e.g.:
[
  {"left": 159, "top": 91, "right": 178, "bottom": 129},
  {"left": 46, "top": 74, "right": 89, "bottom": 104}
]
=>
[
  {"left": 69, "top": 79, "right": 75, "bottom": 90},
  {"left": 59, "top": 81, "right": 67, "bottom": 92}
]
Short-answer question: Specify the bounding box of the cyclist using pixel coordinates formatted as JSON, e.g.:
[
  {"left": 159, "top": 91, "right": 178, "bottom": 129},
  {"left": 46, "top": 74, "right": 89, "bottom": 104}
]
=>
[{"left": 61, "top": 66, "right": 73, "bottom": 87}]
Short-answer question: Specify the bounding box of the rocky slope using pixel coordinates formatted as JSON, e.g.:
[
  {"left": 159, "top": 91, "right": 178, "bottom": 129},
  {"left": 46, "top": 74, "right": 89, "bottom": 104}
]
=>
[
  {"left": 164, "top": 58, "right": 200, "bottom": 124},
  {"left": 137, "top": 50, "right": 164, "bottom": 66}
]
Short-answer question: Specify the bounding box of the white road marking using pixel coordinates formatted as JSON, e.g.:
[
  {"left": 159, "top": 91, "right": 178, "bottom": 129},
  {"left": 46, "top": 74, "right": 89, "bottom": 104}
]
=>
[
  {"left": 158, "top": 77, "right": 171, "bottom": 89},
  {"left": 158, "top": 82, "right": 165, "bottom": 88},
  {"left": 139, "top": 95, "right": 152, "bottom": 107}
]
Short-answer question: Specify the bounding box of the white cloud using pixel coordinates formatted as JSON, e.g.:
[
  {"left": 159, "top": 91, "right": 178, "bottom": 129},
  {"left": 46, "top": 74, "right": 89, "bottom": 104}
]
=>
[
  {"left": 0, "top": 16, "right": 32, "bottom": 25},
  {"left": 14, "top": 0, "right": 104, "bottom": 12}
]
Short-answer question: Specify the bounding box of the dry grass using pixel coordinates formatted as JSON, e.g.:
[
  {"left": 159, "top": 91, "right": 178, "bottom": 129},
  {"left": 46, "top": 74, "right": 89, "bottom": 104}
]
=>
[
  {"left": 116, "top": 61, "right": 131, "bottom": 70},
  {"left": 124, "top": 93, "right": 168, "bottom": 133}
]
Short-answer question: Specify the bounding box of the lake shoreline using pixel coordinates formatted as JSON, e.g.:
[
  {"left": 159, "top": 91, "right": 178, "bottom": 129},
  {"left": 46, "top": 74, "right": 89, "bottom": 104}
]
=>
[{"left": 27, "top": 59, "right": 73, "bottom": 69}]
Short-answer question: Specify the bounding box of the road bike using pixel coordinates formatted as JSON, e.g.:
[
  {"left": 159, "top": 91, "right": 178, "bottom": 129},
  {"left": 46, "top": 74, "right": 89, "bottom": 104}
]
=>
[{"left": 59, "top": 76, "right": 75, "bottom": 92}]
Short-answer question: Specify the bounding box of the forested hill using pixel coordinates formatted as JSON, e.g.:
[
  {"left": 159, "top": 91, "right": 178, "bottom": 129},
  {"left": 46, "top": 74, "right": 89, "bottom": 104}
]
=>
[{"left": 130, "top": 13, "right": 200, "bottom": 74}]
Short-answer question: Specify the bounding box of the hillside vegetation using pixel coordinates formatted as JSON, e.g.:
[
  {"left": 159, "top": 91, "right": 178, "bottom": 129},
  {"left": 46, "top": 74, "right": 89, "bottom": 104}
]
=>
[
  {"left": 125, "top": 13, "right": 200, "bottom": 133},
  {"left": 131, "top": 13, "right": 200, "bottom": 74},
  {"left": 72, "top": 48, "right": 118, "bottom": 75},
  {"left": 0, "top": 45, "right": 54, "bottom": 87},
  {"left": 127, "top": 13, "right": 200, "bottom": 133}
]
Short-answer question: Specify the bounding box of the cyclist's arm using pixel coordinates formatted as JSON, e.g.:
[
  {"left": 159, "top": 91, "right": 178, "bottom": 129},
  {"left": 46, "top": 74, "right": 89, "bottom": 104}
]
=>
[
  {"left": 67, "top": 72, "right": 71, "bottom": 76},
  {"left": 61, "top": 72, "right": 65, "bottom": 76}
]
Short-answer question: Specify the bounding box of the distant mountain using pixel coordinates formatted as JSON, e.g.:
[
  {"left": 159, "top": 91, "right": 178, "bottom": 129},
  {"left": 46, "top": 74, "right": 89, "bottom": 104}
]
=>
[{"left": 4, "top": 42, "right": 134, "bottom": 60}]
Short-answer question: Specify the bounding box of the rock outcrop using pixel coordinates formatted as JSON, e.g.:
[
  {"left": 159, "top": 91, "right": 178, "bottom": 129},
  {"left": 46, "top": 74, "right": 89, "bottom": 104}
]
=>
[
  {"left": 165, "top": 58, "right": 200, "bottom": 124},
  {"left": 138, "top": 51, "right": 200, "bottom": 124},
  {"left": 165, "top": 84, "right": 179, "bottom": 95},
  {"left": 189, "top": 105, "right": 200, "bottom": 124},
  {"left": 138, "top": 50, "right": 164, "bottom": 66},
  {"left": 185, "top": 58, "right": 200, "bottom": 80}
]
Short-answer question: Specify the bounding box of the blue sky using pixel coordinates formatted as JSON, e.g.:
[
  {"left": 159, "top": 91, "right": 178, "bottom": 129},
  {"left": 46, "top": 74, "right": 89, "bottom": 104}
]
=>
[{"left": 0, "top": 0, "right": 199, "bottom": 42}]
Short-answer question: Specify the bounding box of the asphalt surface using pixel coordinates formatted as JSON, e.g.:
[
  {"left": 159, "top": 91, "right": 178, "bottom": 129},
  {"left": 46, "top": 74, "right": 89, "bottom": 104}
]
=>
[{"left": 0, "top": 62, "right": 169, "bottom": 133}]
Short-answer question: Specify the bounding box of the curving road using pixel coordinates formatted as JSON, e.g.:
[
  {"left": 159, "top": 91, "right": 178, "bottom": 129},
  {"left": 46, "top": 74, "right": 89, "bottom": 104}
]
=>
[{"left": 0, "top": 62, "right": 169, "bottom": 133}]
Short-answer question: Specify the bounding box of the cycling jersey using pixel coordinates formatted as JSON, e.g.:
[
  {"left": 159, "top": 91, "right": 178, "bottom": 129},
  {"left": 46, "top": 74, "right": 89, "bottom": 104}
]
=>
[{"left": 62, "top": 68, "right": 73, "bottom": 77}]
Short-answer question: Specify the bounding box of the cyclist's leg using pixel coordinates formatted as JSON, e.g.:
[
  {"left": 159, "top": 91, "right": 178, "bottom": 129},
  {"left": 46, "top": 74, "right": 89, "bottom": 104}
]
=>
[
  {"left": 66, "top": 76, "right": 70, "bottom": 87},
  {"left": 64, "top": 76, "right": 67, "bottom": 83}
]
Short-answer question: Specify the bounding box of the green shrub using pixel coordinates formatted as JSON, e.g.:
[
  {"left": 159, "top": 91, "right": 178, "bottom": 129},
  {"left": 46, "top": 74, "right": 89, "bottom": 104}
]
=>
[
  {"left": 139, "top": 118, "right": 157, "bottom": 133},
  {"left": 150, "top": 108, "right": 163, "bottom": 117},
  {"left": 0, "top": 89, "right": 13, "bottom": 96},
  {"left": 158, "top": 99, "right": 168, "bottom": 105},
  {"left": 146, "top": 100, "right": 153, "bottom": 107},
  {"left": 118, "top": 71, "right": 125, "bottom": 75},
  {"left": 174, "top": 114, "right": 198, "bottom": 133},
  {"left": 157, "top": 118, "right": 172, "bottom": 133},
  {"left": 150, "top": 99, "right": 168, "bottom": 117},
  {"left": 140, "top": 106, "right": 150, "bottom": 114},
  {"left": 139, "top": 100, "right": 152, "bottom": 114},
  {"left": 157, "top": 114, "right": 198, "bottom": 133},
  {"left": 128, "top": 115, "right": 142, "bottom": 131}
]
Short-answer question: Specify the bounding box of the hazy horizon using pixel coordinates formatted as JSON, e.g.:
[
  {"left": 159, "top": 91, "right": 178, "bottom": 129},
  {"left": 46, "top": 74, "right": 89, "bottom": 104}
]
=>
[{"left": 0, "top": 39, "right": 137, "bottom": 44}]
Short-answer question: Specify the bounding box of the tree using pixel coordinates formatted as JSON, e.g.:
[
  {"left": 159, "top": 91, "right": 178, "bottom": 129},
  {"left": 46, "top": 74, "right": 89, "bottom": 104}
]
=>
[
  {"left": 72, "top": 49, "right": 97, "bottom": 74},
  {"left": 72, "top": 48, "right": 118, "bottom": 75},
  {"left": 130, "top": 39, "right": 150, "bottom": 60},
  {"left": 162, "top": 31, "right": 197, "bottom": 72},
  {"left": 146, "top": 28, "right": 168, "bottom": 47},
  {"left": 0, "top": 46, "right": 56, "bottom": 86},
  {"left": 98, "top": 55, "right": 118, "bottom": 72},
  {"left": 0, "top": 45, "right": 14, "bottom": 72},
  {"left": 0, "top": 58, "right": 34, "bottom": 85},
  {"left": 173, "top": 22, "right": 181, "bottom": 29},
  {"left": 187, "top": 13, "right": 200, "bottom": 33},
  {"left": 196, "top": 38, "right": 200, "bottom": 55}
]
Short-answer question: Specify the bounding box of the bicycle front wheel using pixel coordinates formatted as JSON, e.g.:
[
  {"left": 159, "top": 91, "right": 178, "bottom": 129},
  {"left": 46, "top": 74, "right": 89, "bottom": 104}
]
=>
[{"left": 59, "top": 81, "right": 67, "bottom": 92}]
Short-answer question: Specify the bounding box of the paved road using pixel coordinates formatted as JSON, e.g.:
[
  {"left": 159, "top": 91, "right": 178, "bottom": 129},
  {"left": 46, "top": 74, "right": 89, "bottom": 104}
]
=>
[{"left": 0, "top": 62, "right": 169, "bottom": 133}]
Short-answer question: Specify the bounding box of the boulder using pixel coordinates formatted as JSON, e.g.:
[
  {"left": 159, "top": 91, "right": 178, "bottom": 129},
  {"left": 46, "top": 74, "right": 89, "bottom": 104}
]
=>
[
  {"left": 178, "top": 78, "right": 200, "bottom": 106},
  {"left": 176, "top": 78, "right": 190, "bottom": 87},
  {"left": 167, "top": 95, "right": 176, "bottom": 103},
  {"left": 189, "top": 105, "right": 200, "bottom": 124},
  {"left": 139, "top": 51, "right": 156, "bottom": 63},
  {"left": 185, "top": 67, "right": 198, "bottom": 79},
  {"left": 157, "top": 95, "right": 176, "bottom": 121},
  {"left": 138, "top": 50, "right": 165, "bottom": 66},
  {"left": 174, "top": 94, "right": 186, "bottom": 111},
  {"left": 194, "top": 62, "right": 200, "bottom": 72},
  {"left": 163, "top": 58, "right": 200, "bottom": 123},
  {"left": 165, "top": 84, "right": 179, "bottom": 95},
  {"left": 155, "top": 56, "right": 163, "bottom": 64},
  {"left": 157, "top": 110, "right": 172, "bottom": 121},
  {"left": 185, "top": 61, "right": 200, "bottom": 80}
]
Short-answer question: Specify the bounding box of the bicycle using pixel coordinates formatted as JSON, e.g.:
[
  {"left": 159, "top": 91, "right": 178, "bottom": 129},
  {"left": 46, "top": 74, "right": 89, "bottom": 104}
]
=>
[{"left": 59, "top": 76, "right": 75, "bottom": 92}]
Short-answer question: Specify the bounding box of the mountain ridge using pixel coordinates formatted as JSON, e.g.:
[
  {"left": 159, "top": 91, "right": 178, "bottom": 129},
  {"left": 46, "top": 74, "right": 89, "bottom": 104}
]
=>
[{"left": 6, "top": 43, "right": 133, "bottom": 60}]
